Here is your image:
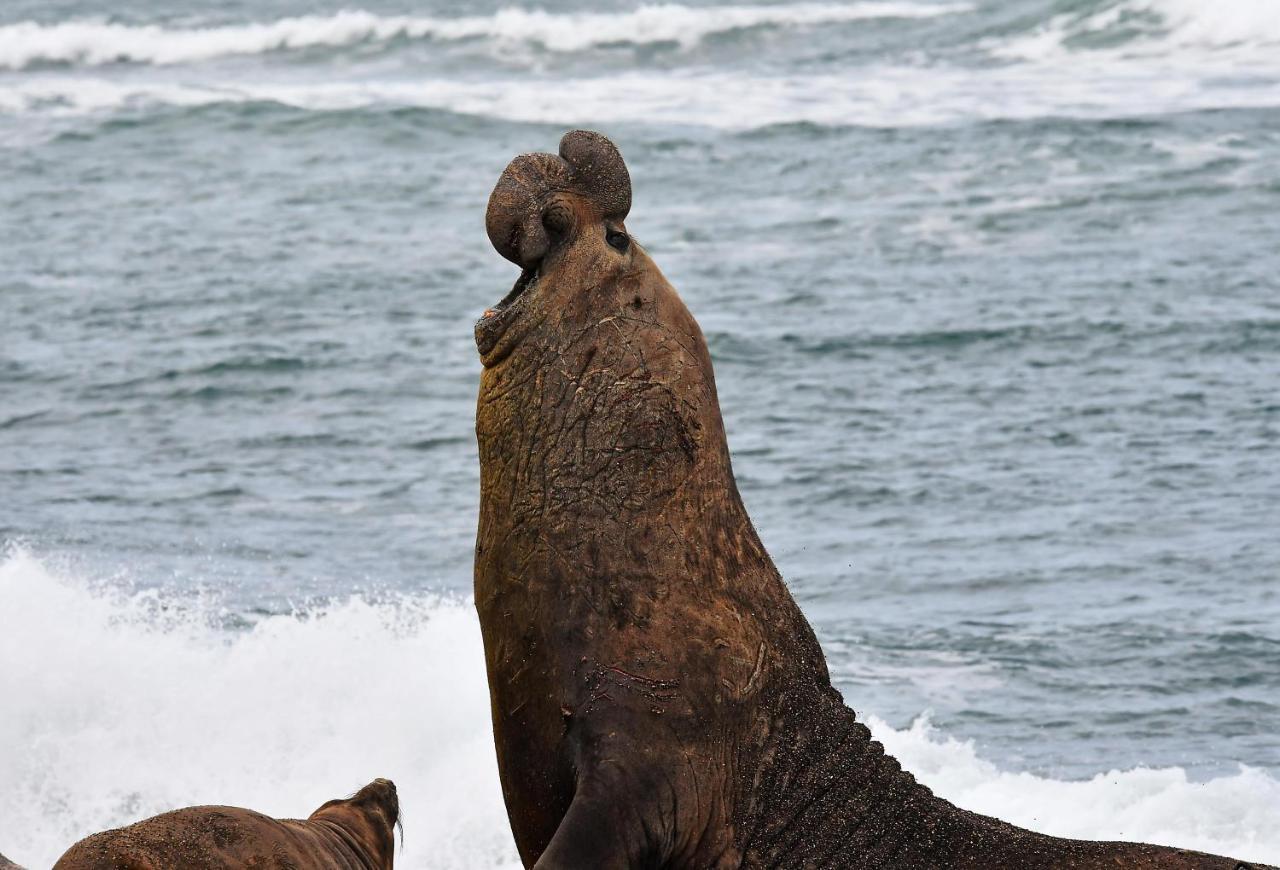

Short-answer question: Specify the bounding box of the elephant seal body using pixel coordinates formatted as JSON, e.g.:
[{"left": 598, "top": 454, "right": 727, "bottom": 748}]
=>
[
  {"left": 474, "top": 131, "right": 1272, "bottom": 869},
  {"left": 52, "top": 778, "right": 398, "bottom": 870}
]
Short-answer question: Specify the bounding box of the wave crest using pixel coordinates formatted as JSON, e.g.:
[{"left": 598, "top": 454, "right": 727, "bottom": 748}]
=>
[
  {"left": 6, "top": 63, "right": 1280, "bottom": 131},
  {"left": 0, "top": 3, "right": 970, "bottom": 70},
  {"left": 991, "top": 0, "right": 1280, "bottom": 64}
]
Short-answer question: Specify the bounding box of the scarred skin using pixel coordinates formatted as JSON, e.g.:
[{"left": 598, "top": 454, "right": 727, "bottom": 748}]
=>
[
  {"left": 51, "top": 778, "right": 399, "bottom": 870},
  {"left": 474, "top": 130, "right": 1273, "bottom": 870}
]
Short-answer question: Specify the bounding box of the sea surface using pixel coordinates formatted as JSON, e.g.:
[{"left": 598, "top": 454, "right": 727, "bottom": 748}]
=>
[{"left": 2, "top": 0, "right": 1279, "bottom": 866}]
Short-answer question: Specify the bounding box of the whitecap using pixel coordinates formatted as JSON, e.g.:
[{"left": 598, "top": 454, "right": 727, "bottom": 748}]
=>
[
  {"left": 0, "top": 3, "right": 971, "bottom": 70},
  {"left": 4, "top": 62, "right": 1280, "bottom": 129}
]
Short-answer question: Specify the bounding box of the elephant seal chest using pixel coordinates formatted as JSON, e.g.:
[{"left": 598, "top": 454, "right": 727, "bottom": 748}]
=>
[{"left": 474, "top": 131, "right": 1271, "bottom": 870}]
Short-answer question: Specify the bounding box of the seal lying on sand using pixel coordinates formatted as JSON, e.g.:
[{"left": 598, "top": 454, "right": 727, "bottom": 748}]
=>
[
  {"left": 474, "top": 130, "right": 1272, "bottom": 870},
  {"left": 52, "top": 778, "right": 399, "bottom": 869}
]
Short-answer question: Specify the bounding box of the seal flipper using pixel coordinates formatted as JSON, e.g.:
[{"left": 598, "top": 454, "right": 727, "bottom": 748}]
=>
[{"left": 532, "top": 781, "right": 667, "bottom": 870}]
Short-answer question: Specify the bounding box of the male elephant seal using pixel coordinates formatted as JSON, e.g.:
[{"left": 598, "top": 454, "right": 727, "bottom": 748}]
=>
[
  {"left": 52, "top": 778, "right": 399, "bottom": 869},
  {"left": 474, "top": 130, "right": 1272, "bottom": 870}
]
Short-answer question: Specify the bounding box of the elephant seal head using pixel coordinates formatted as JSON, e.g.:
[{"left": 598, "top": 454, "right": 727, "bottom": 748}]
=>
[
  {"left": 474, "top": 129, "right": 734, "bottom": 520},
  {"left": 475, "top": 129, "right": 637, "bottom": 366},
  {"left": 308, "top": 777, "right": 400, "bottom": 867}
]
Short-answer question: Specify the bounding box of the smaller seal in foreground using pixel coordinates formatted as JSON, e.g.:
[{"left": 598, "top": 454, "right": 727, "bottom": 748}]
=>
[{"left": 52, "top": 778, "right": 399, "bottom": 870}]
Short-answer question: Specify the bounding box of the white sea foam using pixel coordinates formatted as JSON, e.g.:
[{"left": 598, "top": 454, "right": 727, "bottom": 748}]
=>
[
  {"left": 969, "top": 0, "right": 1280, "bottom": 134},
  {"left": 4, "top": 59, "right": 1280, "bottom": 130},
  {"left": 873, "top": 716, "right": 1280, "bottom": 862},
  {"left": 991, "top": 0, "right": 1280, "bottom": 64},
  {"left": 1140, "top": 0, "right": 1280, "bottom": 50},
  {"left": 1, "top": 546, "right": 1277, "bottom": 868},
  {"left": 0, "top": 3, "right": 970, "bottom": 69},
  {"left": 2, "top": 0, "right": 1278, "bottom": 129},
  {"left": 0, "top": 547, "right": 520, "bottom": 869}
]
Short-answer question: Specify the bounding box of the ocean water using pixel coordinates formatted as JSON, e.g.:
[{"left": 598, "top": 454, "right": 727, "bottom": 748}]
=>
[{"left": 1, "top": 0, "right": 1278, "bottom": 866}]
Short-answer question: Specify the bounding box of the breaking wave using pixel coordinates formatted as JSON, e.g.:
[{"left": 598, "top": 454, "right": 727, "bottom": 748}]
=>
[
  {"left": 4, "top": 63, "right": 1279, "bottom": 129},
  {"left": 991, "top": 0, "right": 1280, "bottom": 63},
  {"left": 4, "top": 2, "right": 1280, "bottom": 130},
  {"left": 2, "top": 546, "right": 1278, "bottom": 868},
  {"left": 0, "top": 3, "right": 970, "bottom": 69},
  {"left": 2, "top": 0, "right": 1279, "bottom": 129}
]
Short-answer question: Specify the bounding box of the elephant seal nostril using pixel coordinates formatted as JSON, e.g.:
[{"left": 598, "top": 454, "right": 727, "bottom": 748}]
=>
[{"left": 541, "top": 200, "right": 574, "bottom": 239}]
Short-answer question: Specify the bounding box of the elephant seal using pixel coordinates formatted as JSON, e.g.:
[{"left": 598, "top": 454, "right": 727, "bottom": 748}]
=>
[
  {"left": 474, "top": 130, "right": 1272, "bottom": 870},
  {"left": 52, "top": 778, "right": 399, "bottom": 869},
  {"left": 0, "top": 852, "right": 25, "bottom": 869}
]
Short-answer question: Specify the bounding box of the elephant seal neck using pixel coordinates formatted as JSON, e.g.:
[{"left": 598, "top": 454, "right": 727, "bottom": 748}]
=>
[
  {"left": 739, "top": 688, "right": 953, "bottom": 866},
  {"left": 304, "top": 818, "right": 386, "bottom": 868},
  {"left": 474, "top": 283, "right": 831, "bottom": 678},
  {"left": 473, "top": 257, "right": 851, "bottom": 864},
  {"left": 475, "top": 278, "right": 752, "bottom": 594}
]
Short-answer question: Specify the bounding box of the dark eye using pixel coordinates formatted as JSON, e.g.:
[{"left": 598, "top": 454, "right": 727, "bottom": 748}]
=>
[{"left": 607, "top": 230, "right": 630, "bottom": 253}]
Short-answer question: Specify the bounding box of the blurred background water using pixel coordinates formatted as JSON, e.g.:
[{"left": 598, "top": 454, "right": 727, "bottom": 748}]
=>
[{"left": 2, "top": 0, "right": 1278, "bottom": 866}]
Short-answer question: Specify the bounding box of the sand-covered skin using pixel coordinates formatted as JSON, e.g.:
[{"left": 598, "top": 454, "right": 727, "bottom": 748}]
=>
[{"left": 51, "top": 779, "right": 398, "bottom": 870}]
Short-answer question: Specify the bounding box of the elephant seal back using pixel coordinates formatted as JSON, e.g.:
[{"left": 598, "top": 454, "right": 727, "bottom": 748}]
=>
[{"left": 52, "top": 778, "right": 399, "bottom": 870}]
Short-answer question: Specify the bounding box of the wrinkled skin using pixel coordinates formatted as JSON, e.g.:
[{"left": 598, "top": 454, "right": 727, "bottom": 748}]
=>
[
  {"left": 52, "top": 778, "right": 399, "bottom": 870},
  {"left": 474, "top": 131, "right": 1272, "bottom": 870}
]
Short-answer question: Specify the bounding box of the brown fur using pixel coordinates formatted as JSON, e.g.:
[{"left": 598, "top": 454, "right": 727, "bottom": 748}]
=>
[
  {"left": 474, "top": 131, "right": 1273, "bottom": 870},
  {"left": 52, "top": 778, "right": 398, "bottom": 870}
]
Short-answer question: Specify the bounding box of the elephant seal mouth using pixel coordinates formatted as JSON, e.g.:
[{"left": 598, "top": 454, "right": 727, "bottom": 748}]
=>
[{"left": 475, "top": 260, "right": 540, "bottom": 361}]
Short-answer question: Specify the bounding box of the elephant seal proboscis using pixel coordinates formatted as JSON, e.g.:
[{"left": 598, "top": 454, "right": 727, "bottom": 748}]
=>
[
  {"left": 52, "top": 778, "right": 399, "bottom": 869},
  {"left": 473, "top": 130, "right": 1272, "bottom": 870}
]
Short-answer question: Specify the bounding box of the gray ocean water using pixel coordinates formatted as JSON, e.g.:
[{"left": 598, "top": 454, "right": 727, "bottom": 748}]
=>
[{"left": 2, "top": 0, "right": 1279, "bottom": 866}]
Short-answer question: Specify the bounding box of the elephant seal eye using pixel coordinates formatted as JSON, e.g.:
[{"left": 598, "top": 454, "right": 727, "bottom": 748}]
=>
[{"left": 607, "top": 230, "right": 630, "bottom": 253}]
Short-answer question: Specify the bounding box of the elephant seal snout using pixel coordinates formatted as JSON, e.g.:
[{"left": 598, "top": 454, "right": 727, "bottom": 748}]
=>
[
  {"left": 475, "top": 129, "right": 631, "bottom": 364},
  {"left": 52, "top": 778, "right": 400, "bottom": 869},
  {"left": 473, "top": 130, "right": 1274, "bottom": 870}
]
